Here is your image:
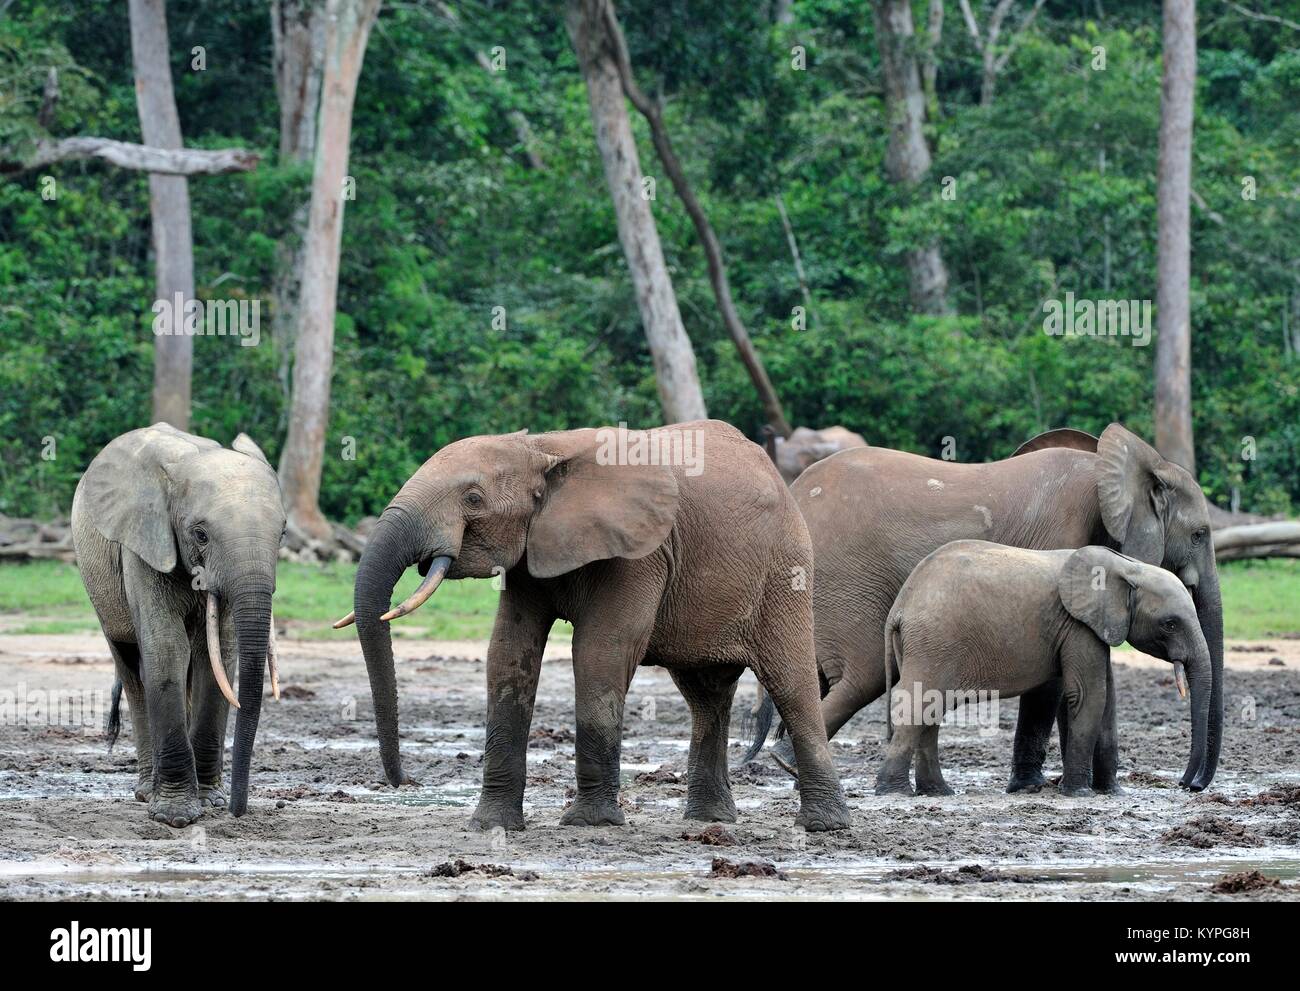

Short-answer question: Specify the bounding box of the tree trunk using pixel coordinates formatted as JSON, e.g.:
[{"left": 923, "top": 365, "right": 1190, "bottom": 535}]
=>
[
  {"left": 873, "top": 0, "right": 951, "bottom": 315},
  {"left": 271, "top": 0, "right": 327, "bottom": 421},
  {"left": 1155, "top": 0, "right": 1196, "bottom": 474},
  {"left": 278, "top": 0, "right": 381, "bottom": 540},
  {"left": 566, "top": 0, "right": 707, "bottom": 424},
  {"left": 601, "top": 1, "right": 787, "bottom": 435},
  {"left": 129, "top": 0, "right": 194, "bottom": 430}
]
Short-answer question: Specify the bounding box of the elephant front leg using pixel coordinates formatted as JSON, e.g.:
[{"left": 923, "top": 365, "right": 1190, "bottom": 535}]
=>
[
  {"left": 1090, "top": 662, "right": 1122, "bottom": 794},
  {"left": 188, "top": 622, "right": 234, "bottom": 810},
  {"left": 1059, "top": 645, "right": 1109, "bottom": 797},
  {"left": 1007, "top": 678, "right": 1062, "bottom": 793},
  {"left": 108, "top": 640, "right": 153, "bottom": 803},
  {"left": 468, "top": 589, "right": 551, "bottom": 832},
  {"left": 670, "top": 665, "right": 743, "bottom": 823}
]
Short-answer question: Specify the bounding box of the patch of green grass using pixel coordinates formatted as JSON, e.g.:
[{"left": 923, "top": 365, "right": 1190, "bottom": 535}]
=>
[{"left": 1, "top": 557, "right": 1294, "bottom": 642}]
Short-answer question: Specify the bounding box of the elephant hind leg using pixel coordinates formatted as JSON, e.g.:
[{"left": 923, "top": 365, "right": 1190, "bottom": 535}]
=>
[
  {"left": 1007, "top": 678, "right": 1062, "bottom": 793},
  {"left": 914, "top": 724, "right": 953, "bottom": 796},
  {"left": 108, "top": 639, "right": 152, "bottom": 803},
  {"left": 670, "top": 665, "right": 743, "bottom": 823}
]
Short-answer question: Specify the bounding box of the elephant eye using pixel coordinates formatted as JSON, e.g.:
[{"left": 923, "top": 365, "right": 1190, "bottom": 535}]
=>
[
  {"left": 1191, "top": 528, "right": 1208, "bottom": 545},
  {"left": 1161, "top": 617, "right": 1180, "bottom": 632},
  {"left": 464, "top": 491, "right": 484, "bottom": 508},
  {"left": 193, "top": 525, "right": 209, "bottom": 546}
]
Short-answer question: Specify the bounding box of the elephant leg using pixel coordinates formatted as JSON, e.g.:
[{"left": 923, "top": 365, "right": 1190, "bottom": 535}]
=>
[
  {"left": 670, "top": 665, "right": 743, "bottom": 823},
  {"left": 125, "top": 555, "right": 201, "bottom": 827},
  {"left": 914, "top": 723, "right": 953, "bottom": 796},
  {"left": 1007, "top": 677, "right": 1062, "bottom": 793},
  {"left": 875, "top": 721, "right": 918, "bottom": 795},
  {"left": 469, "top": 587, "right": 552, "bottom": 832},
  {"left": 188, "top": 620, "right": 233, "bottom": 810},
  {"left": 109, "top": 639, "right": 152, "bottom": 803},
  {"left": 1091, "top": 662, "right": 1122, "bottom": 794},
  {"left": 752, "top": 631, "right": 851, "bottom": 831},
  {"left": 1059, "top": 643, "right": 1108, "bottom": 797}
]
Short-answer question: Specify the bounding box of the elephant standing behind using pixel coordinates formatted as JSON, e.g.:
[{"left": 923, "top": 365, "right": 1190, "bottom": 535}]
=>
[
  {"left": 752, "top": 423, "right": 1224, "bottom": 793},
  {"left": 71, "top": 423, "right": 285, "bottom": 825},
  {"left": 340, "top": 420, "right": 851, "bottom": 831}
]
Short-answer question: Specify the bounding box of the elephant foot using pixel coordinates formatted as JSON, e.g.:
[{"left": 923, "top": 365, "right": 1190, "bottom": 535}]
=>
[
  {"left": 134, "top": 779, "right": 153, "bottom": 803},
  {"left": 874, "top": 778, "right": 914, "bottom": 797},
  {"left": 560, "top": 795, "right": 625, "bottom": 827},
  {"left": 916, "top": 781, "right": 955, "bottom": 797},
  {"left": 684, "top": 791, "right": 738, "bottom": 823},
  {"left": 795, "top": 792, "right": 852, "bottom": 831},
  {"left": 770, "top": 737, "right": 798, "bottom": 778},
  {"left": 1093, "top": 780, "right": 1124, "bottom": 796},
  {"left": 468, "top": 800, "right": 527, "bottom": 832},
  {"left": 199, "top": 783, "right": 228, "bottom": 809},
  {"left": 1059, "top": 783, "right": 1095, "bottom": 798},
  {"left": 1006, "top": 769, "right": 1047, "bottom": 794},
  {"left": 149, "top": 795, "right": 202, "bottom": 828}
]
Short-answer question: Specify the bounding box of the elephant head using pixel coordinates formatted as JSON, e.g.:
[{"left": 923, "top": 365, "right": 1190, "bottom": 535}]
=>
[
  {"left": 341, "top": 428, "right": 679, "bottom": 787},
  {"left": 81, "top": 422, "right": 285, "bottom": 815},
  {"left": 1092, "top": 423, "right": 1223, "bottom": 789},
  {"left": 1060, "top": 546, "right": 1212, "bottom": 784}
]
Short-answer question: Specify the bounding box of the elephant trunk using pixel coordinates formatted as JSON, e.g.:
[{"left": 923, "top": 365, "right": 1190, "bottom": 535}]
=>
[
  {"left": 354, "top": 510, "right": 426, "bottom": 787},
  {"left": 1184, "top": 568, "right": 1224, "bottom": 790},
  {"left": 228, "top": 581, "right": 273, "bottom": 817},
  {"left": 1182, "top": 643, "right": 1213, "bottom": 794}
]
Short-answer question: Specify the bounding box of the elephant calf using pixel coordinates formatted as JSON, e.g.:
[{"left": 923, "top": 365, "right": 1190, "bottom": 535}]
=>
[
  {"left": 339, "top": 419, "right": 851, "bottom": 831},
  {"left": 875, "top": 541, "right": 1210, "bottom": 798},
  {"left": 71, "top": 424, "right": 285, "bottom": 825}
]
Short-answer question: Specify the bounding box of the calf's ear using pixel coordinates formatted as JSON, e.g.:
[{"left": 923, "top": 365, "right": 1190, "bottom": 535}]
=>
[{"left": 1059, "top": 546, "right": 1136, "bottom": 647}]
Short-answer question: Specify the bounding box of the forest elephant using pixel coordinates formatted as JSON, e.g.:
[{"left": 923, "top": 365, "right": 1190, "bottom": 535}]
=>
[
  {"left": 749, "top": 423, "right": 1224, "bottom": 793},
  {"left": 876, "top": 542, "right": 1210, "bottom": 797},
  {"left": 71, "top": 423, "right": 286, "bottom": 825},
  {"left": 337, "top": 420, "right": 851, "bottom": 831}
]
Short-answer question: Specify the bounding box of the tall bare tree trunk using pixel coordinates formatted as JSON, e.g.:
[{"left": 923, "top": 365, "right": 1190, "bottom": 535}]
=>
[
  {"left": 566, "top": 0, "right": 707, "bottom": 424},
  {"left": 279, "top": 0, "right": 381, "bottom": 540},
  {"left": 873, "top": 0, "right": 951, "bottom": 315},
  {"left": 129, "top": 0, "right": 194, "bottom": 430},
  {"left": 601, "top": 1, "right": 788, "bottom": 435},
  {"left": 1155, "top": 0, "right": 1196, "bottom": 473},
  {"left": 271, "top": 0, "right": 327, "bottom": 420}
]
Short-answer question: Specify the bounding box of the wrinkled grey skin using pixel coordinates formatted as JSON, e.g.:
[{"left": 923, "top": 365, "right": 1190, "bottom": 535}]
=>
[
  {"left": 754, "top": 423, "right": 1224, "bottom": 792},
  {"left": 875, "top": 542, "right": 1211, "bottom": 797},
  {"left": 70, "top": 424, "right": 284, "bottom": 825},
  {"left": 351, "top": 420, "right": 850, "bottom": 831}
]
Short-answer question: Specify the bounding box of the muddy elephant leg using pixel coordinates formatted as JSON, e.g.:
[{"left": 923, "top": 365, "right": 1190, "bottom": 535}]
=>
[
  {"left": 469, "top": 587, "right": 553, "bottom": 832},
  {"left": 109, "top": 639, "right": 152, "bottom": 803},
  {"left": 1059, "top": 643, "right": 1109, "bottom": 797},
  {"left": 1091, "top": 662, "right": 1122, "bottom": 794},
  {"left": 875, "top": 721, "right": 918, "bottom": 795},
  {"left": 914, "top": 723, "right": 954, "bottom": 796},
  {"left": 125, "top": 557, "right": 201, "bottom": 827},
  {"left": 670, "top": 665, "right": 743, "bottom": 823},
  {"left": 188, "top": 618, "right": 234, "bottom": 810},
  {"left": 1008, "top": 678, "right": 1063, "bottom": 793}
]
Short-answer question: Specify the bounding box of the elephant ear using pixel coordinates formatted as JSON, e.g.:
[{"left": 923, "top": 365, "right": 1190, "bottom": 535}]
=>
[
  {"left": 1059, "top": 546, "right": 1137, "bottom": 647},
  {"left": 525, "top": 428, "right": 680, "bottom": 579},
  {"left": 231, "top": 432, "right": 271, "bottom": 466},
  {"left": 1010, "top": 427, "right": 1098, "bottom": 458},
  {"left": 80, "top": 423, "right": 217, "bottom": 573},
  {"left": 1095, "top": 423, "right": 1177, "bottom": 563}
]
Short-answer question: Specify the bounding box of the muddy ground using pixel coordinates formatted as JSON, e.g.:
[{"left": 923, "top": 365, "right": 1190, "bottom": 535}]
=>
[{"left": 1, "top": 632, "right": 1298, "bottom": 901}]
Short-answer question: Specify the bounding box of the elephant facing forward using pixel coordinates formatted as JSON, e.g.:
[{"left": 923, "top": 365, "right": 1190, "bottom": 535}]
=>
[
  {"left": 339, "top": 420, "right": 851, "bottom": 831},
  {"left": 71, "top": 424, "right": 285, "bottom": 825}
]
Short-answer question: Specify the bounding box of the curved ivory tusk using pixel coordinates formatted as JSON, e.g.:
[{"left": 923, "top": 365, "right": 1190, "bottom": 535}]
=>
[
  {"left": 1173, "top": 661, "right": 1188, "bottom": 700},
  {"left": 333, "top": 610, "right": 356, "bottom": 629},
  {"left": 268, "top": 613, "right": 281, "bottom": 701},
  {"left": 207, "top": 593, "right": 240, "bottom": 709},
  {"left": 380, "top": 556, "right": 453, "bottom": 622}
]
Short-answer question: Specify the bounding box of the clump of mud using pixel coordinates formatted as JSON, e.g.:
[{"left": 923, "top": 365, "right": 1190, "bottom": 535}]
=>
[
  {"left": 1161, "top": 815, "right": 1263, "bottom": 849},
  {"left": 885, "top": 864, "right": 1047, "bottom": 885},
  {"left": 636, "top": 768, "right": 681, "bottom": 785},
  {"left": 709, "top": 857, "right": 786, "bottom": 880},
  {"left": 1237, "top": 785, "right": 1300, "bottom": 807},
  {"left": 1211, "top": 870, "right": 1283, "bottom": 894},
  {"left": 426, "top": 860, "right": 539, "bottom": 881},
  {"left": 681, "top": 825, "right": 737, "bottom": 846},
  {"left": 1125, "top": 770, "right": 1178, "bottom": 789}
]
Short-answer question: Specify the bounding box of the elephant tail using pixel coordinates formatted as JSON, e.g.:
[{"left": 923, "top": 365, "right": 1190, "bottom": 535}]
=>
[
  {"left": 740, "top": 694, "right": 777, "bottom": 764},
  {"left": 107, "top": 677, "right": 122, "bottom": 751},
  {"left": 884, "top": 612, "right": 902, "bottom": 742}
]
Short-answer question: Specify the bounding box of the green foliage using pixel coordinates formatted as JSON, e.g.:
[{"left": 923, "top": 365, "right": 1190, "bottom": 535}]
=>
[{"left": 1, "top": 0, "right": 1299, "bottom": 521}]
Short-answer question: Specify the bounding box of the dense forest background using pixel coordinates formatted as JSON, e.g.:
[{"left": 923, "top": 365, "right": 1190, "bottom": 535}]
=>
[{"left": 2, "top": 0, "right": 1298, "bottom": 523}]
